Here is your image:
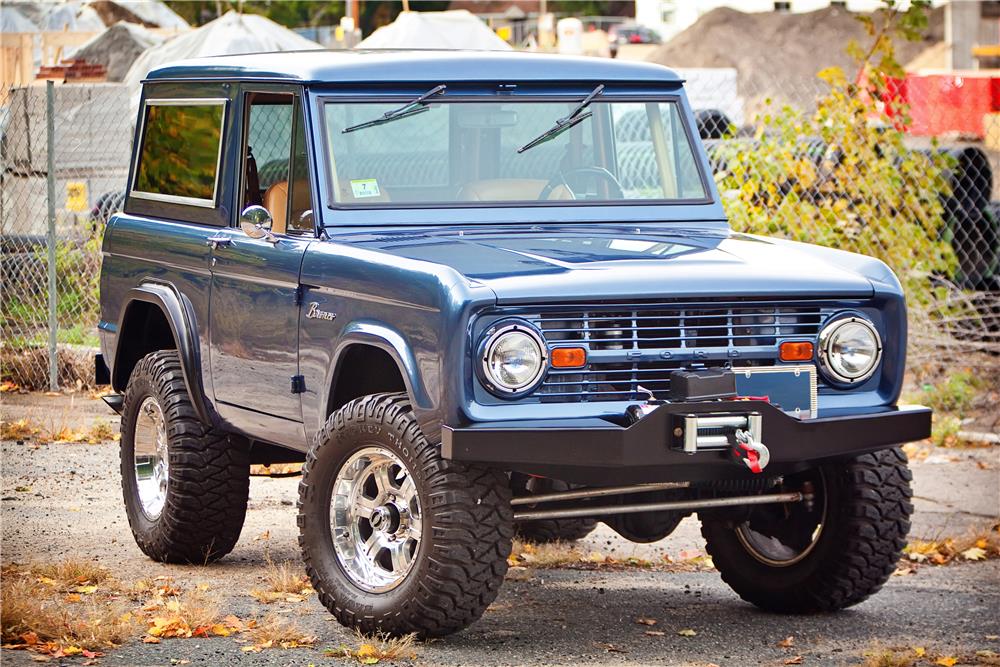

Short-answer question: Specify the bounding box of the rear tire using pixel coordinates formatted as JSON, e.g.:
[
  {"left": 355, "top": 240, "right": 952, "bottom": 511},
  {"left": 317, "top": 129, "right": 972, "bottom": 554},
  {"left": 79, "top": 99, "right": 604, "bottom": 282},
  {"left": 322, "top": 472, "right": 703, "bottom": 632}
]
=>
[
  {"left": 511, "top": 474, "right": 597, "bottom": 543},
  {"left": 298, "top": 393, "right": 513, "bottom": 637},
  {"left": 702, "top": 448, "right": 913, "bottom": 613},
  {"left": 120, "top": 350, "right": 249, "bottom": 564}
]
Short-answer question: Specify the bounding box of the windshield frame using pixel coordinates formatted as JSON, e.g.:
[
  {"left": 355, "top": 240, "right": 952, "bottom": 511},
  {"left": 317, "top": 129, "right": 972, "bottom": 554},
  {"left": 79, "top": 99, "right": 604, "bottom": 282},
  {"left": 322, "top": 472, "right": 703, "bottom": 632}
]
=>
[{"left": 315, "top": 90, "right": 715, "bottom": 213}]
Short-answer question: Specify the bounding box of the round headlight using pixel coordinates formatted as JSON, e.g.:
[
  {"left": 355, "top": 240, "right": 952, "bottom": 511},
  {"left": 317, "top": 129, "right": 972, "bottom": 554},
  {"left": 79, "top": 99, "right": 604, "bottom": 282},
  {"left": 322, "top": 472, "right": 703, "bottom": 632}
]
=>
[
  {"left": 818, "top": 316, "right": 882, "bottom": 384},
  {"left": 479, "top": 321, "right": 547, "bottom": 397}
]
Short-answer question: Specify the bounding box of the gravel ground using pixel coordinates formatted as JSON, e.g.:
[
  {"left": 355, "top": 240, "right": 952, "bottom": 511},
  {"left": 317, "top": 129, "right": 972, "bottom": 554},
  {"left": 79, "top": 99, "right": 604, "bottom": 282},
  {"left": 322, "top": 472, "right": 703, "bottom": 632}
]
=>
[{"left": 2, "top": 393, "right": 999, "bottom": 666}]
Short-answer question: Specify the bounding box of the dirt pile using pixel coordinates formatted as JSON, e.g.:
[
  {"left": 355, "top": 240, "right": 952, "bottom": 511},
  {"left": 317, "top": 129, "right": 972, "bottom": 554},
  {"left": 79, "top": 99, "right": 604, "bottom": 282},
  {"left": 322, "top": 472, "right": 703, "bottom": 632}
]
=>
[
  {"left": 647, "top": 5, "right": 944, "bottom": 116},
  {"left": 74, "top": 21, "right": 163, "bottom": 82}
]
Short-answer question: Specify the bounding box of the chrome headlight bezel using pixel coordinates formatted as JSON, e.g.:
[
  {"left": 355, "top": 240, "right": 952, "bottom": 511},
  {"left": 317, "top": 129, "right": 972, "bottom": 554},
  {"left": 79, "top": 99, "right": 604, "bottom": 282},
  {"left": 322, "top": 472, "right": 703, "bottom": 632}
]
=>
[
  {"left": 818, "top": 314, "right": 883, "bottom": 385},
  {"left": 476, "top": 319, "right": 548, "bottom": 399}
]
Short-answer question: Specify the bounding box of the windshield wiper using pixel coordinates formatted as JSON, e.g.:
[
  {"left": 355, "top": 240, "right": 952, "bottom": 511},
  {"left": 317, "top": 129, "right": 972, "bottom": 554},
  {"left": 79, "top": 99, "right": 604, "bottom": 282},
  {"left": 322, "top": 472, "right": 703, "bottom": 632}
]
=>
[
  {"left": 342, "top": 84, "right": 447, "bottom": 134},
  {"left": 517, "top": 84, "right": 605, "bottom": 154}
]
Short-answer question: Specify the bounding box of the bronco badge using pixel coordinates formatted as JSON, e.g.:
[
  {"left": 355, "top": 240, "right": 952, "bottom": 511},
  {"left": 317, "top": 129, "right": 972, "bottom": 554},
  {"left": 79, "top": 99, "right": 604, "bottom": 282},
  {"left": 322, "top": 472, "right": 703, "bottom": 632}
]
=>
[{"left": 306, "top": 302, "right": 336, "bottom": 321}]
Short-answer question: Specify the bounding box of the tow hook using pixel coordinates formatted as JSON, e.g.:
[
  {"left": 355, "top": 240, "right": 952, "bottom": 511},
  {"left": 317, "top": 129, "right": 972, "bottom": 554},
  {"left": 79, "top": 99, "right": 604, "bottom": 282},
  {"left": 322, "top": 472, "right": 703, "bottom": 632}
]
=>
[{"left": 730, "top": 428, "right": 770, "bottom": 474}]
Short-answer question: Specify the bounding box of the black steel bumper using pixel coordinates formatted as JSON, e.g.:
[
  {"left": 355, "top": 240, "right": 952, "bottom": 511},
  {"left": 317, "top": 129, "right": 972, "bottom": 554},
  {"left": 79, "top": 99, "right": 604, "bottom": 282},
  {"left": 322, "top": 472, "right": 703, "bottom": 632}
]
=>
[{"left": 442, "top": 401, "right": 932, "bottom": 485}]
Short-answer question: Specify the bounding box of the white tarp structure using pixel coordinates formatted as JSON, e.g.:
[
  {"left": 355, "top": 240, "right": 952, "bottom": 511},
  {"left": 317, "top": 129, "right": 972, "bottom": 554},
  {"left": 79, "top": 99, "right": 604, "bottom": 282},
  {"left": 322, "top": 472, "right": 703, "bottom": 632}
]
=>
[
  {"left": 357, "top": 10, "right": 511, "bottom": 51},
  {"left": 123, "top": 10, "right": 322, "bottom": 107},
  {"left": 112, "top": 1, "right": 189, "bottom": 30}
]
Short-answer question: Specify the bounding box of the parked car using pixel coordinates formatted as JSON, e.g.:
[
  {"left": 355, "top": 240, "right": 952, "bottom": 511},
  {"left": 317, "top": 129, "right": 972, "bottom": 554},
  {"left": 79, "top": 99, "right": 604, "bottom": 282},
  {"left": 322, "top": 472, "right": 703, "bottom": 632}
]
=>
[
  {"left": 608, "top": 22, "right": 662, "bottom": 57},
  {"left": 97, "top": 50, "right": 930, "bottom": 638}
]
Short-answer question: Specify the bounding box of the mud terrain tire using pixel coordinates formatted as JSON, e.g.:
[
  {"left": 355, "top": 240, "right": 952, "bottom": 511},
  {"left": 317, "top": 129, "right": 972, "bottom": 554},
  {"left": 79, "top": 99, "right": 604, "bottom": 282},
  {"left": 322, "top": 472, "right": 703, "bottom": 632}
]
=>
[
  {"left": 120, "top": 350, "right": 249, "bottom": 564},
  {"left": 298, "top": 393, "right": 513, "bottom": 637},
  {"left": 702, "top": 447, "right": 913, "bottom": 613}
]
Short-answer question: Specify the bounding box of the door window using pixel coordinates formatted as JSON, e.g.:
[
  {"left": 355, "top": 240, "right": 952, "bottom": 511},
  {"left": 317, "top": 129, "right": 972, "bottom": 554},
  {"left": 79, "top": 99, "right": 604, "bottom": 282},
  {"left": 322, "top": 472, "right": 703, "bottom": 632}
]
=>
[{"left": 241, "top": 93, "right": 313, "bottom": 235}]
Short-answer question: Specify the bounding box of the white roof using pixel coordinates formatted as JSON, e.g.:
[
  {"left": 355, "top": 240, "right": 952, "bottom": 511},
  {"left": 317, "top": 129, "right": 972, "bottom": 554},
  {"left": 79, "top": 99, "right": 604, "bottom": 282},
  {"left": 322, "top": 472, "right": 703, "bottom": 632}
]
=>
[
  {"left": 124, "top": 10, "right": 322, "bottom": 106},
  {"left": 1, "top": 5, "right": 37, "bottom": 32},
  {"left": 356, "top": 10, "right": 512, "bottom": 51},
  {"left": 111, "top": 1, "right": 189, "bottom": 30}
]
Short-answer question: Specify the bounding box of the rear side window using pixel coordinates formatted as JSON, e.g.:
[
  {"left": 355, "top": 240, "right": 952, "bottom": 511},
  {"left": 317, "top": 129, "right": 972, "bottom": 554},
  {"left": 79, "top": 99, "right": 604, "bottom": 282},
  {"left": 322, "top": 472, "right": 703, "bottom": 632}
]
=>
[{"left": 133, "top": 99, "right": 226, "bottom": 207}]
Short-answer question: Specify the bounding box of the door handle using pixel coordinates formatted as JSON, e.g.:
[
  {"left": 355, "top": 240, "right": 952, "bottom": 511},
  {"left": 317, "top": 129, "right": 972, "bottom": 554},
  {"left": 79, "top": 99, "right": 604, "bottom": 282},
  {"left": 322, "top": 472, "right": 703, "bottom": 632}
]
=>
[{"left": 205, "top": 234, "right": 232, "bottom": 249}]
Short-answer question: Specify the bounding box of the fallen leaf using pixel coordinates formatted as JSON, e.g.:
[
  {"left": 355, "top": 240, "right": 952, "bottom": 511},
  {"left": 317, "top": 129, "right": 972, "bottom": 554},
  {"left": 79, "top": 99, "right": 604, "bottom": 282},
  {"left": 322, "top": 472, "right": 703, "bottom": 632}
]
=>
[
  {"left": 60, "top": 646, "right": 83, "bottom": 656},
  {"left": 914, "top": 647, "right": 926, "bottom": 657},
  {"left": 962, "top": 546, "right": 987, "bottom": 561},
  {"left": 142, "top": 636, "right": 161, "bottom": 644},
  {"left": 636, "top": 617, "right": 657, "bottom": 626},
  {"left": 783, "top": 657, "right": 803, "bottom": 665},
  {"left": 593, "top": 641, "right": 628, "bottom": 653},
  {"left": 15, "top": 486, "right": 31, "bottom": 493},
  {"left": 74, "top": 584, "right": 98, "bottom": 594},
  {"left": 678, "top": 629, "right": 697, "bottom": 637},
  {"left": 987, "top": 635, "right": 1000, "bottom": 640},
  {"left": 935, "top": 658, "right": 957, "bottom": 667},
  {"left": 778, "top": 636, "right": 795, "bottom": 648},
  {"left": 63, "top": 593, "right": 82, "bottom": 602},
  {"left": 644, "top": 630, "right": 666, "bottom": 637},
  {"left": 209, "top": 624, "right": 232, "bottom": 637}
]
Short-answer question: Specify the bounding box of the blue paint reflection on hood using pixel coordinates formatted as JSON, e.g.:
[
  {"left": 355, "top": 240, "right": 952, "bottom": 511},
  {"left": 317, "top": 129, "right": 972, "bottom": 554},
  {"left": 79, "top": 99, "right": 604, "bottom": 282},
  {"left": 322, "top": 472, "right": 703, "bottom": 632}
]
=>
[{"left": 340, "top": 226, "right": 875, "bottom": 301}]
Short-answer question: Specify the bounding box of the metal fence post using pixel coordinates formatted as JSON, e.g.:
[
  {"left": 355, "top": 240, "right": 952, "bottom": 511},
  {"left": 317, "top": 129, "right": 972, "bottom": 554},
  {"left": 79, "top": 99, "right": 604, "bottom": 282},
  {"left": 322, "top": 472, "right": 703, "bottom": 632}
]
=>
[{"left": 46, "top": 80, "right": 58, "bottom": 392}]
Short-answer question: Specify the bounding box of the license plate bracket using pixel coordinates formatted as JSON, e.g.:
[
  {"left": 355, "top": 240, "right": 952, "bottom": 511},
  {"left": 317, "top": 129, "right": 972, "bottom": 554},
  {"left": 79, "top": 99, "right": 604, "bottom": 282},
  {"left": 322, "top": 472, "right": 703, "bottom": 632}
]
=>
[{"left": 733, "top": 365, "right": 817, "bottom": 419}]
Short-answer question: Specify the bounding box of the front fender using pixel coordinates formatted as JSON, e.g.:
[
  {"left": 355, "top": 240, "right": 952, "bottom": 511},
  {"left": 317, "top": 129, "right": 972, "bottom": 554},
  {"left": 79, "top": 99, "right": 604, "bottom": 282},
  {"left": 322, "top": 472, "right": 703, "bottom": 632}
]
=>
[
  {"left": 112, "top": 281, "right": 215, "bottom": 426},
  {"left": 323, "top": 321, "right": 435, "bottom": 431}
]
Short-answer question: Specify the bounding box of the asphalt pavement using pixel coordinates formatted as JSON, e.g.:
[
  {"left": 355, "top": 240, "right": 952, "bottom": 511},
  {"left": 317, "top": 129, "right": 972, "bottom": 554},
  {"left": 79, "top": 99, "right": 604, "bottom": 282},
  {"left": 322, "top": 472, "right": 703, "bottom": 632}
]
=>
[{"left": 1, "top": 394, "right": 998, "bottom": 666}]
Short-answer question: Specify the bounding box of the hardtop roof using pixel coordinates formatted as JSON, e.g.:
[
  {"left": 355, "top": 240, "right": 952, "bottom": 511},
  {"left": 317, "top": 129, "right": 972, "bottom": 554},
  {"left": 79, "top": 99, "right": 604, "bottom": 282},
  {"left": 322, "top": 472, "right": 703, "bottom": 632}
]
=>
[{"left": 143, "top": 49, "right": 683, "bottom": 86}]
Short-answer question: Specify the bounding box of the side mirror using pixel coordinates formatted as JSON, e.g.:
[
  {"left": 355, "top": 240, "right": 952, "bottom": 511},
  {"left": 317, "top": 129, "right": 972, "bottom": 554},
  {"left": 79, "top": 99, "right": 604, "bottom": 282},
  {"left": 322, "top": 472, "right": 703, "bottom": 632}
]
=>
[{"left": 240, "top": 205, "right": 278, "bottom": 243}]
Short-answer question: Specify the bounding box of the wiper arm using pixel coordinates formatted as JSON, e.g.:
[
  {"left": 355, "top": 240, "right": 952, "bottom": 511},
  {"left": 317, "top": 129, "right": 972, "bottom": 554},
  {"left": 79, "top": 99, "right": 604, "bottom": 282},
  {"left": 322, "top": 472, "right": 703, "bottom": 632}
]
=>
[
  {"left": 517, "top": 84, "right": 605, "bottom": 154},
  {"left": 342, "top": 84, "right": 447, "bottom": 134}
]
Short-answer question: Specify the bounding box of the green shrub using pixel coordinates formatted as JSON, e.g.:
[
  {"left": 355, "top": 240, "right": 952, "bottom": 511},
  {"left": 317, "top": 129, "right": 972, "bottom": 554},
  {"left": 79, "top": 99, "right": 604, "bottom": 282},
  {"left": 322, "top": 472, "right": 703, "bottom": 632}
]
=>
[{"left": 712, "top": 0, "right": 956, "bottom": 305}]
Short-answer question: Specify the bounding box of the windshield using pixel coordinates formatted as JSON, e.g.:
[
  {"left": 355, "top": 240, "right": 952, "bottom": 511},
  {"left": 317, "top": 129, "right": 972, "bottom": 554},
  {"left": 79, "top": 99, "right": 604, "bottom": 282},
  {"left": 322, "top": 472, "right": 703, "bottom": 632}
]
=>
[{"left": 323, "top": 97, "right": 708, "bottom": 206}]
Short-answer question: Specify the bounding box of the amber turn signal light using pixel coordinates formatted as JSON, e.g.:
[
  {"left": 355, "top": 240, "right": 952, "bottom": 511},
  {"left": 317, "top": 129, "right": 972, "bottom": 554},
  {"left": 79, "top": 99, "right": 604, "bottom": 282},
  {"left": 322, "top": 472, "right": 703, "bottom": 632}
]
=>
[
  {"left": 779, "top": 341, "right": 815, "bottom": 362},
  {"left": 550, "top": 347, "right": 587, "bottom": 368}
]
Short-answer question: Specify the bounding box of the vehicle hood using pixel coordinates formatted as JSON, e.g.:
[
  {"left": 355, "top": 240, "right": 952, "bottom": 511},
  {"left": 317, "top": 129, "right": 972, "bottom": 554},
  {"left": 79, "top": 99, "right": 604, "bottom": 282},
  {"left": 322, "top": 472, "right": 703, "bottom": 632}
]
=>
[{"left": 345, "top": 227, "right": 875, "bottom": 303}]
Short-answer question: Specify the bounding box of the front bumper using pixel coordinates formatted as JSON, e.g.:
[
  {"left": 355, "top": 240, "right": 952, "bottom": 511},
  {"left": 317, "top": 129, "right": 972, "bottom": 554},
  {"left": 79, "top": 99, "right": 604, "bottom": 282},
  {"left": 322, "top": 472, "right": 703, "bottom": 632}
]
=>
[{"left": 442, "top": 401, "right": 931, "bottom": 485}]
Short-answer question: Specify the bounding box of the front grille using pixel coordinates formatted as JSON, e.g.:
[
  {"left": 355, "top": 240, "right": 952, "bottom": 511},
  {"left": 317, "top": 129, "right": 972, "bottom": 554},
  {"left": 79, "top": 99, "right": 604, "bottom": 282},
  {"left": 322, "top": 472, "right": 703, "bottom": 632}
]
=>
[{"left": 526, "top": 299, "right": 831, "bottom": 402}]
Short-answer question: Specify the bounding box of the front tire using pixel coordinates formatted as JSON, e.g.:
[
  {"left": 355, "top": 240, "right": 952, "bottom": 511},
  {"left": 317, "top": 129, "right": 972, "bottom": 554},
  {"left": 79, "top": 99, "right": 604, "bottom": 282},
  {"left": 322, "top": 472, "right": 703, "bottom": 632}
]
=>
[
  {"left": 120, "top": 350, "right": 249, "bottom": 564},
  {"left": 702, "top": 448, "right": 913, "bottom": 613},
  {"left": 298, "top": 393, "right": 513, "bottom": 637}
]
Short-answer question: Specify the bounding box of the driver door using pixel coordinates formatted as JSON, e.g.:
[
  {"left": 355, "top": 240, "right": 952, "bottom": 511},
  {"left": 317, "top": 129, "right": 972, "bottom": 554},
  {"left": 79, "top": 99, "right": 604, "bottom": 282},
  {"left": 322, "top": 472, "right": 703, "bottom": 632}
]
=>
[{"left": 208, "top": 86, "right": 315, "bottom": 431}]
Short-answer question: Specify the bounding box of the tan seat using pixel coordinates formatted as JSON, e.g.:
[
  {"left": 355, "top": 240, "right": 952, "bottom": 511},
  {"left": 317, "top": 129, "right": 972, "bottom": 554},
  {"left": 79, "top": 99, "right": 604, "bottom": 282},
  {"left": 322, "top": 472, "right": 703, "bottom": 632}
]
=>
[
  {"left": 457, "top": 178, "right": 573, "bottom": 202},
  {"left": 263, "top": 181, "right": 288, "bottom": 234}
]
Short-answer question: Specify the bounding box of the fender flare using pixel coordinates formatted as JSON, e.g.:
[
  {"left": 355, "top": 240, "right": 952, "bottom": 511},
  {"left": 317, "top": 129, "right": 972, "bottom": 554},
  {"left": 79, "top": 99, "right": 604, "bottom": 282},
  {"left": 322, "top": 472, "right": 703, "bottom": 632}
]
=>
[
  {"left": 112, "top": 281, "right": 215, "bottom": 426},
  {"left": 326, "top": 321, "right": 436, "bottom": 430}
]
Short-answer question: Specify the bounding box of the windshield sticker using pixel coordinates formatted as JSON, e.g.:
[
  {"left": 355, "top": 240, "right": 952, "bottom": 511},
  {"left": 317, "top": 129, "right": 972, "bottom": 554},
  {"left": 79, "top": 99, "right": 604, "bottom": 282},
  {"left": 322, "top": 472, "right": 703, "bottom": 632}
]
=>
[{"left": 350, "top": 179, "right": 381, "bottom": 198}]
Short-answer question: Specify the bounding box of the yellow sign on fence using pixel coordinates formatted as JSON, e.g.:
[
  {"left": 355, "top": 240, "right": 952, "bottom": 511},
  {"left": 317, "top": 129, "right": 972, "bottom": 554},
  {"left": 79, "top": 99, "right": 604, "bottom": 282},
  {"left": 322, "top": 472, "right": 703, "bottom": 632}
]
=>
[{"left": 66, "top": 181, "right": 87, "bottom": 212}]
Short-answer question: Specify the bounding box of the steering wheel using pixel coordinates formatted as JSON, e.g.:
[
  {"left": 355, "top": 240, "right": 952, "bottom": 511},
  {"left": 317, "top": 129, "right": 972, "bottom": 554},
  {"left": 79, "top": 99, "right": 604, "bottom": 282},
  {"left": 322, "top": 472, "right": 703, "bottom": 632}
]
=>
[{"left": 538, "top": 166, "right": 625, "bottom": 201}]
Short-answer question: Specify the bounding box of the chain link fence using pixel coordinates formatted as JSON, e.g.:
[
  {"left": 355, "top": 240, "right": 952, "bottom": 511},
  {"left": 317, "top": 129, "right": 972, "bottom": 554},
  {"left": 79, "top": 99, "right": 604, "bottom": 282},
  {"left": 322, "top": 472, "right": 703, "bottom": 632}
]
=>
[
  {"left": 2, "top": 81, "right": 129, "bottom": 390},
  {"left": 1, "top": 74, "right": 998, "bottom": 391}
]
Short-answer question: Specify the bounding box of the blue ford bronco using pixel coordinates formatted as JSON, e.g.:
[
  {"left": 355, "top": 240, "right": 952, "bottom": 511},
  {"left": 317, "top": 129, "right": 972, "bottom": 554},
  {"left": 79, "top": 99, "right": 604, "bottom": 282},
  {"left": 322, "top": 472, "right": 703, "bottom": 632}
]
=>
[{"left": 98, "top": 50, "right": 931, "bottom": 637}]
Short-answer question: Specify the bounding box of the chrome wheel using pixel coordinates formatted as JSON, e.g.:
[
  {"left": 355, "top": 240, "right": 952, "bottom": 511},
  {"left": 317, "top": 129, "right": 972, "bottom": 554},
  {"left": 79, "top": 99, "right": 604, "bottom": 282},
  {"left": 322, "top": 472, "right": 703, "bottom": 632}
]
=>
[
  {"left": 133, "top": 396, "right": 169, "bottom": 520},
  {"left": 736, "top": 472, "right": 827, "bottom": 567},
  {"left": 330, "top": 447, "right": 422, "bottom": 593}
]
